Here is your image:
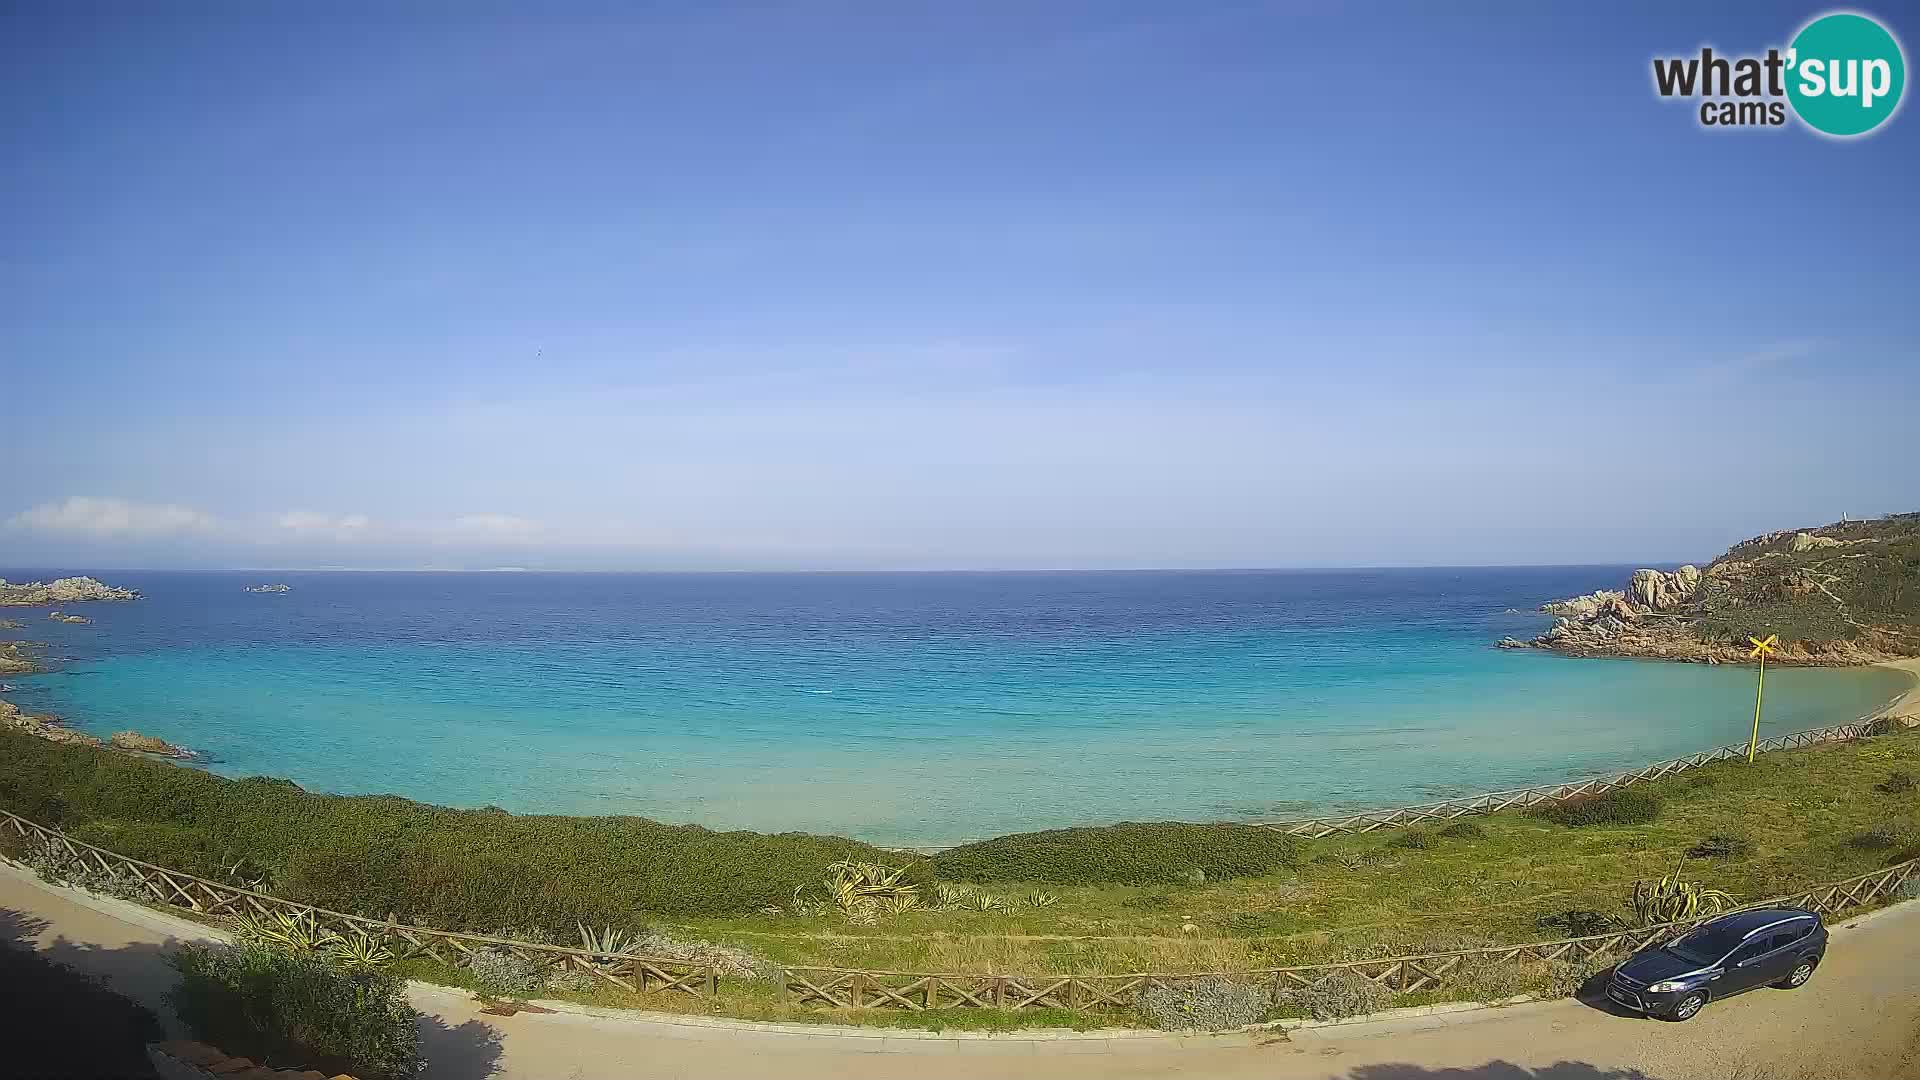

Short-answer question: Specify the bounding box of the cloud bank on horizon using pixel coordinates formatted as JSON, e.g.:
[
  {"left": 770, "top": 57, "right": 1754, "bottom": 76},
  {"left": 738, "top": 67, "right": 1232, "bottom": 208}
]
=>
[{"left": 2, "top": 5, "right": 1915, "bottom": 571}]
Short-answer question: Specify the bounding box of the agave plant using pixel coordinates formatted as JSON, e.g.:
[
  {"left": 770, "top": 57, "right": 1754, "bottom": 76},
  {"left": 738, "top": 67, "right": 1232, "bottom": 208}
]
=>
[
  {"left": 967, "top": 890, "right": 1010, "bottom": 913},
  {"left": 1631, "top": 875, "right": 1736, "bottom": 927},
  {"left": 930, "top": 882, "right": 975, "bottom": 910},
  {"left": 824, "top": 860, "right": 920, "bottom": 908},
  {"left": 320, "top": 928, "right": 396, "bottom": 972},
  {"left": 1022, "top": 891, "right": 1060, "bottom": 910},
  {"left": 232, "top": 909, "right": 331, "bottom": 953},
  {"left": 577, "top": 922, "right": 644, "bottom": 957}
]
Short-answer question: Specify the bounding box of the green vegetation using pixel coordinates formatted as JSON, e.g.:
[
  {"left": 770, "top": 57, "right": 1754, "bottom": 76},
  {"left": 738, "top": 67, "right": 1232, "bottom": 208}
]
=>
[
  {"left": 1533, "top": 787, "right": 1663, "bottom": 827},
  {"left": 1630, "top": 874, "right": 1735, "bottom": 926},
  {"left": 928, "top": 822, "right": 1300, "bottom": 885},
  {"left": 0, "top": 730, "right": 890, "bottom": 929},
  {"left": 7, "top": 722, "right": 1920, "bottom": 1031},
  {"left": 168, "top": 942, "right": 422, "bottom": 1079},
  {"left": 1694, "top": 512, "right": 1920, "bottom": 649}
]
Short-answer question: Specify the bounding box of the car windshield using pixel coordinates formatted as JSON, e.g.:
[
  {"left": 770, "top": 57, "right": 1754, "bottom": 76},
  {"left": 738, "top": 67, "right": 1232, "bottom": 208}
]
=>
[{"left": 1666, "top": 925, "right": 1745, "bottom": 966}]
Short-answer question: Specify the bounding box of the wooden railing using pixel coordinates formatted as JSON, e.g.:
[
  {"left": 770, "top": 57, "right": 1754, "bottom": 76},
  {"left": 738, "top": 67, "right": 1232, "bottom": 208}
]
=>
[
  {"left": 3, "top": 716, "right": 1913, "bottom": 1014},
  {"left": 1253, "top": 721, "right": 1887, "bottom": 838},
  {"left": 0, "top": 810, "right": 716, "bottom": 997},
  {"left": 778, "top": 855, "right": 1920, "bottom": 1011}
]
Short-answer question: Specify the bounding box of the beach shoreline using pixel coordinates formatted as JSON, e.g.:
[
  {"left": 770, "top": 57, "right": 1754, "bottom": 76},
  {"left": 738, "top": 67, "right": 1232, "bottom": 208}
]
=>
[{"left": 1872, "top": 657, "right": 1920, "bottom": 723}]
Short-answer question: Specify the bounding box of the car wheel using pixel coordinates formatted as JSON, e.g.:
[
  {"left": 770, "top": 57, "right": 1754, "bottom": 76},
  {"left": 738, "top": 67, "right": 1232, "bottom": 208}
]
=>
[
  {"left": 1775, "top": 958, "right": 1816, "bottom": 989},
  {"left": 1665, "top": 991, "right": 1708, "bottom": 1021}
]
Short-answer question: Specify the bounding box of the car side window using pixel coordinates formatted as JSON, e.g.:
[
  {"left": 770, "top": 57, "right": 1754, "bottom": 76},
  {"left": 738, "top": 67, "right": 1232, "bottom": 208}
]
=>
[
  {"left": 1729, "top": 937, "right": 1773, "bottom": 965},
  {"left": 1776, "top": 921, "right": 1813, "bottom": 945}
]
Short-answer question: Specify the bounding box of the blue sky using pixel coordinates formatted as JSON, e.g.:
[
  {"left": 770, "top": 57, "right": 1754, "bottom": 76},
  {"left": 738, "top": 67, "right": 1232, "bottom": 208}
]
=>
[{"left": 2, "top": 2, "right": 1915, "bottom": 570}]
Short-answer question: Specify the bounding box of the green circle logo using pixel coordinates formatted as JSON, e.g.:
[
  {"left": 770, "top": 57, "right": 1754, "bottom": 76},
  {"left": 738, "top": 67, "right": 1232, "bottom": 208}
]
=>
[{"left": 1787, "top": 12, "right": 1906, "bottom": 136}]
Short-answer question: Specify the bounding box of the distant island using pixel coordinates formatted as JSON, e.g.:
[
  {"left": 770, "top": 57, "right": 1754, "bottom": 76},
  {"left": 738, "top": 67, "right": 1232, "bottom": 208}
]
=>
[
  {"left": 1501, "top": 512, "right": 1920, "bottom": 665},
  {"left": 0, "top": 576, "right": 139, "bottom": 606},
  {"left": 244, "top": 583, "right": 292, "bottom": 593}
]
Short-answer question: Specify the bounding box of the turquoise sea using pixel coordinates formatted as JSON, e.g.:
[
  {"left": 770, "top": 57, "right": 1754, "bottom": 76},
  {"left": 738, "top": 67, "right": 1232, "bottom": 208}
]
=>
[{"left": 3, "top": 568, "right": 1908, "bottom": 848}]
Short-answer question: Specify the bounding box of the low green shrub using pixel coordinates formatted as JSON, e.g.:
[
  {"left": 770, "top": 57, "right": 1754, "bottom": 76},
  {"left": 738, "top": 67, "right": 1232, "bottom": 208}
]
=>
[
  {"left": 1388, "top": 830, "right": 1433, "bottom": 850},
  {"left": 1687, "top": 832, "right": 1753, "bottom": 860},
  {"left": 930, "top": 823, "right": 1299, "bottom": 886},
  {"left": 1138, "top": 976, "right": 1272, "bottom": 1031},
  {"left": 1455, "top": 958, "right": 1544, "bottom": 1003},
  {"left": 167, "top": 942, "right": 421, "bottom": 1080},
  {"left": 1535, "top": 909, "right": 1625, "bottom": 936},
  {"left": 1436, "top": 819, "right": 1486, "bottom": 839},
  {"left": 1534, "top": 788, "right": 1663, "bottom": 828},
  {"left": 1545, "top": 950, "right": 1625, "bottom": 999},
  {"left": 468, "top": 949, "right": 544, "bottom": 1000},
  {"left": 1877, "top": 771, "right": 1916, "bottom": 795},
  {"left": 0, "top": 731, "right": 884, "bottom": 928},
  {"left": 1849, "top": 826, "right": 1900, "bottom": 851},
  {"left": 1282, "top": 968, "right": 1388, "bottom": 1021}
]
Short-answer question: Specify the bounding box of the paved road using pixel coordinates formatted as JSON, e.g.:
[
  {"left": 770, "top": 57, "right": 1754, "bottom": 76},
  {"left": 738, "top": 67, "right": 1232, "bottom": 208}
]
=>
[{"left": 3, "top": 863, "right": 1915, "bottom": 1080}]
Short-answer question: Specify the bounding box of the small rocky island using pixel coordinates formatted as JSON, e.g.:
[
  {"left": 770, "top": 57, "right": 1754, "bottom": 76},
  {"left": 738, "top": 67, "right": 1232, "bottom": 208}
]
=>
[
  {"left": 244, "top": 583, "right": 292, "bottom": 593},
  {"left": 1501, "top": 512, "right": 1920, "bottom": 665},
  {"left": 47, "top": 611, "right": 92, "bottom": 625},
  {"left": 0, "top": 576, "right": 139, "bottom": 606}
]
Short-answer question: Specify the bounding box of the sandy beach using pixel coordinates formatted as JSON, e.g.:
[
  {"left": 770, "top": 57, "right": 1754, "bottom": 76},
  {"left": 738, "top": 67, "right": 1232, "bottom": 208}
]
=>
[{"left": 1873, "top": 656, "right": 1920, "bottom": 722}]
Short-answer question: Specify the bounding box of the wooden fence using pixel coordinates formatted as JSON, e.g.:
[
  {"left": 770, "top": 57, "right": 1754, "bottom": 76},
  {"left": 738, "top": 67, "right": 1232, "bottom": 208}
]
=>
[
  {"left": 778, "top": 855, "right": 1920, "bottom": 1011},
  {"left": 2, "top": 715, "right": 1914, "bottom": 1014},
  {"left": 0, "top": 809, "right": 717, "bottom": 997},
  {"left": 1254, "top": 720, "right": 1887, "bottom": 838}
]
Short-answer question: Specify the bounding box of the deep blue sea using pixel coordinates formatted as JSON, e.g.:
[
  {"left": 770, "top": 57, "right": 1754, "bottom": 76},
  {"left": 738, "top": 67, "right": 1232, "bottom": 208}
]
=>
[{"left": 2, "top": 568, "right": 1908, "bottom": 847}]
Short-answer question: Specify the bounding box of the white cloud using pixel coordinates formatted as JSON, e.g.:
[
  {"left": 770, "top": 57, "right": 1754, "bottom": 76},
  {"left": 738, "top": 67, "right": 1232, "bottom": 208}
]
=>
[
  {"left": 275, "top": 511, "right": 372, "bottom": 542},
  {"left": 7, "top": 496, "right": 216, "bottom": 537}
]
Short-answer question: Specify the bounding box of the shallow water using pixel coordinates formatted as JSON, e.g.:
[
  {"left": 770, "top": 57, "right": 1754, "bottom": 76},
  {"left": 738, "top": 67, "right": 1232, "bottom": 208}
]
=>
[{"left": 4, "top": 568, "right": 1907, "bottom": 847}]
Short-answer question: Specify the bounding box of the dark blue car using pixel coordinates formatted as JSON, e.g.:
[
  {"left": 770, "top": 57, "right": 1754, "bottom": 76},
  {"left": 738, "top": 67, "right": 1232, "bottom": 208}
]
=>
[{"left": 1606, "top": 907, "right": 1826, "bottom": 1021}]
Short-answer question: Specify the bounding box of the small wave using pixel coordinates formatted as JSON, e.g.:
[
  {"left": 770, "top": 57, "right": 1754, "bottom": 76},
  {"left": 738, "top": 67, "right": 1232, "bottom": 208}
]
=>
[{"left": 798, "top": 688, "right": 835, "bottom": 695}]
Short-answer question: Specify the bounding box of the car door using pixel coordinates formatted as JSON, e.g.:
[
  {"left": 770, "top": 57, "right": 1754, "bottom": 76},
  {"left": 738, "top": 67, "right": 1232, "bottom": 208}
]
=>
[{"left": 1724, "top": 932, "right": 1784, "bottom": 992}]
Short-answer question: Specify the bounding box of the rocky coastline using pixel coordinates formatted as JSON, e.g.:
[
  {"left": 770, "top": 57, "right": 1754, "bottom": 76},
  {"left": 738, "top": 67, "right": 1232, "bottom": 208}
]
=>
[
  {"left": 0, "top": 695, "right": 197, "bottom": 760},
  {"left": 1499, "top": 516, "right": 1920, "bottom": 666},
  {"left": 0, "top": 576, "right": 139, "bottom": 606}
]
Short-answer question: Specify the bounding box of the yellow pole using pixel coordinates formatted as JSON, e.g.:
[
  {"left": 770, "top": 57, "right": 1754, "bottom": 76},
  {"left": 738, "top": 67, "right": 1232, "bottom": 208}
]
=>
[{"left": 1748, "top": 649, "right": 1766, "bottom": 763}]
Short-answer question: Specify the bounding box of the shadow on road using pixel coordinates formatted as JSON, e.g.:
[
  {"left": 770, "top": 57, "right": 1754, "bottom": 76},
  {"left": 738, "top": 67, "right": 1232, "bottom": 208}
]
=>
[
  {"left": 1342, "top": 1063, "right": 1664, "bottom": 1080},
  {"left": 422, "top": 1013, "right": 507, "bottom": 1079},
  {"left": 1, "top": 904, "right": 167, "bottom": 1079},
  {"left": 3, "top": 902, "right": 506, "bottom": 1079}
]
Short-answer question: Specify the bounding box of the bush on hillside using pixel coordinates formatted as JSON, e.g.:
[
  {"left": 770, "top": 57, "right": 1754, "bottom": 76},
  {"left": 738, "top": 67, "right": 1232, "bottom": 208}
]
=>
[
  {"left": 0, "top": 731, "right": 885, "bottom": 930},
  {"left": 929, "top": 822, "right": 1299, "bottom": 886},
  {"left": 1281, "top": 969, "right": 1388, "bottom": 1021},
  {"left": 1138, "top": 976, "right": 1271, "bottom": 1031},
  {"left": 1388, "top": 829, "right": 1432, "bottom": 850},
  {"left": 167, "top": 942, "right": 422, "bottom": 1080},
  {"left": 1686, "top": 832, "right": 1753, "bottom": 860},
  {"left": 1877, "top": 771, "right": 1916, "bottom": 795},
  {"left": 1436, "top": 819, "right": 1486, "bottom": 839},
  {"left": 1534, "top": 788, "right": 1663, "bottom": 828}
]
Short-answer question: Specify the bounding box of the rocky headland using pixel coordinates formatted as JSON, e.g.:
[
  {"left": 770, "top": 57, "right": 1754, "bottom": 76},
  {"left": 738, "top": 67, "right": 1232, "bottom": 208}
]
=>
[
  {"left": 1499, "top": 513, "right": 1920, "bottom": 666},
  {"left": 0, "top": 641, "right": 36, "bottom": 675},
  {"left": 0, "top": 698, "right": 198, "bottom": 758},
  {"left": 0, "top": 576, "right": 139, "bottom": 606}
]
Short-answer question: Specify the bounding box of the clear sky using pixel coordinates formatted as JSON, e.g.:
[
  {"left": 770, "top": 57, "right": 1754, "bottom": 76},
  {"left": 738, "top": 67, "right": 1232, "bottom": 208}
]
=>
[{"left": 2, "top": 3, "right": 1915, "bottom": 571}]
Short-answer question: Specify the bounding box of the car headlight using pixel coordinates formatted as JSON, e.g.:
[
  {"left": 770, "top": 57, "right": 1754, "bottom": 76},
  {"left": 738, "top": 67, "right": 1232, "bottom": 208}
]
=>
[{"left": 1646, "top": 980, "right": 1689, "bottom": 993}]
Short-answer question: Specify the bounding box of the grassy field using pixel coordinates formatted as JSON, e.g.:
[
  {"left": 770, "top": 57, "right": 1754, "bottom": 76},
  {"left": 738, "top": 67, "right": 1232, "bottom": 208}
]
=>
[
  {"left": 5, "top": 722, "right": 1919, "bottom": 1029},
  {"left": 659, "top": 728, "right": 1920, "bottom": 978}
]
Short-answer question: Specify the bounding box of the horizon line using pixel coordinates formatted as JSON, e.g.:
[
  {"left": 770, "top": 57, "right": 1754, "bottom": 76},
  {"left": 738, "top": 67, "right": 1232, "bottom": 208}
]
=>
[{"left": 1, "top": 560, "right": 1705, "bottom": 576}]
